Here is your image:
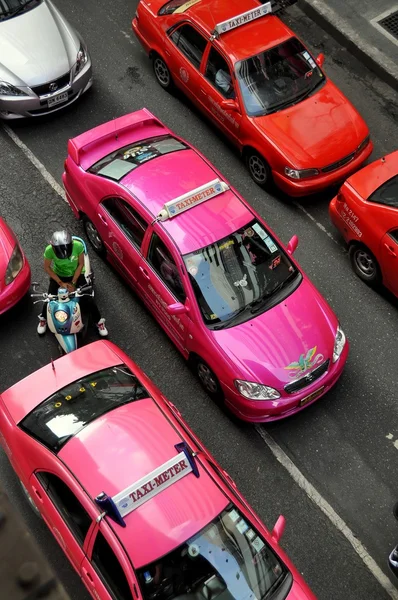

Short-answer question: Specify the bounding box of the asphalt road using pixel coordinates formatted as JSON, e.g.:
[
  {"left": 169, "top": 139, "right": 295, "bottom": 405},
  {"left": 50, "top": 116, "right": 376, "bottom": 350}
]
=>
[{"left": 0, "top": 1, "right": 398, "bottom": 599}]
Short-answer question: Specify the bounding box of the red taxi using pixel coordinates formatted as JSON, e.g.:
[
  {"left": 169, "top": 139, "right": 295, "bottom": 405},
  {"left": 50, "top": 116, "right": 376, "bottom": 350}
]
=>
[
  {"left": 0, "top": 340, "right": 317, "bottom": 600},
  {"left": 0, "top": 216, "right": 31, "bottom": 315},
  {"left": 329, "top": 150, "right": 398, "bottom": 297},
  {"left": 132, "top": 0, "right": 372, "bottom": 196}
]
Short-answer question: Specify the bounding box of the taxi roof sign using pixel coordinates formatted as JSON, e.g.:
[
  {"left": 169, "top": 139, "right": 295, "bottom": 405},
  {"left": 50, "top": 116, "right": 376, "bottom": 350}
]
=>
[
  {"left": 214, "top": 2, "right": 272, "bottom": 35},
  {"left": 157, "top": 178, "right": 229, "bottom": 221},
  {"left": 95, "top": 442, "right": 199, "bottom": 527}
]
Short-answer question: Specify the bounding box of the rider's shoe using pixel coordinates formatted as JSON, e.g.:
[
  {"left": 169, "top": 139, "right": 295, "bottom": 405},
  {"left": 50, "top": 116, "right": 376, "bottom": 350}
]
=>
[
  {"left": 37, "top": 316, "right": 47, "bottom": 335},
  {"left": 96, "top": 318, "right": 108, "bottom": 337}
]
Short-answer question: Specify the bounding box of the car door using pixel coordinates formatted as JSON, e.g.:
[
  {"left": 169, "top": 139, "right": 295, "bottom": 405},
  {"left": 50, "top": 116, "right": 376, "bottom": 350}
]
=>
[
  {"left": 166, "top": 23, "right": 207, "bottom": 102},
  {"left": 81, "top": 524, "right": 137, "bottom": 600},
  {"left": 29, "top": 470, "right": 95, "bottom": 576},
  {"left": 136, "top": 231, "right": 190, "bottom": 355},
  {"left": 199, "top": 45, "right": 242, "bottom": 145},
  {"left": 380, "top": 228, "right": 398, "bottom": 296},
  {"left": 96, "top": 197, "right": 149, "bottom": 286}
]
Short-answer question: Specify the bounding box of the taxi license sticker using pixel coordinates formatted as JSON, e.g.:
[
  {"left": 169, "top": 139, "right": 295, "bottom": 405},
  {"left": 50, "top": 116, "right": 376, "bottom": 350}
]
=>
[
  {"left": 251, "top": 536, "right": 265, "bottom": 553},
  {"left": 245, "top": 528, "right": 256, "bottom": 541},
  {"left": 236, "top": 519, "right": 249, "bottom": 534},
  {"left": 228, "top": 509, "right": 240, "bottom": 522},
  {"left": 252, "top": 223, "right": 278, "bottom": 252}
]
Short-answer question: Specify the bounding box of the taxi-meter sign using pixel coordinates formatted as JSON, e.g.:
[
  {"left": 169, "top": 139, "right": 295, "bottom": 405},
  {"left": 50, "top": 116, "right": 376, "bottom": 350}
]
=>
[
  {"left": 113, "top": 451, "right": 193, "bottom": 516},
  {"left": 157, "top": 179, "right": 229, "bottom": 221},
  {"left": 214, "top": 3, "right": 272, "bottom": 35}
]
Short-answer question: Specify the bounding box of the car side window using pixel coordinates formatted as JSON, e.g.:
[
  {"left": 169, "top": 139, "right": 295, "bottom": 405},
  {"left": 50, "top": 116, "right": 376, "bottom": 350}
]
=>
[
  {"left": 170, "top": 24, "right": 207, "bottom": 69},
  {"left": 205, "top": 47, "right": 235, "bottom": 99},
  {"left": 388, "top": 229, "right": 398, "bottom": 243},
  {"left": 103, "top": 198, "right": 148, "bottom": 248},
  {"left": 147, "top": 234, "right": 186, "bottom": 302},
  {"left": 36, "top": 472, "right": 92, "bottom": 545},
  {"left": 91, "top": 530, "right": 133, "bottom": 600}
]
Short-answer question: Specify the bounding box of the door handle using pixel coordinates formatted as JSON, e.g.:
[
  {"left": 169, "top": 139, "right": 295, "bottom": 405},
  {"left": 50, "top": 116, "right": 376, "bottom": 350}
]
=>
[
  {"left": 98, "top": 213, "right": 108, "bottom": 226},
  {"left": 384, "top": 243, "right": 396, "bottom": 257},
  {"left": 31, "top": 486, "right": 43, "bottom": 503},
  {"left": 139, "top": 266, "right": 151, "bottom": 280},
  {"left": 82, "top": 568, "right": 94, "bottom": 584}
]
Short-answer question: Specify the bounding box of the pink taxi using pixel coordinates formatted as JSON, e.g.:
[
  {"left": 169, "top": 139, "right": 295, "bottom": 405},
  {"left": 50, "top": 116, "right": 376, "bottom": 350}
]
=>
[
  {"left": 63, "top": 110, "right": 348, "bottom": 422},
  {"left": 0, "top": 216, "right": 31, "bottom": 315},
  {"left": 0, "top": 341, "right": 317, "bottom": 600}
]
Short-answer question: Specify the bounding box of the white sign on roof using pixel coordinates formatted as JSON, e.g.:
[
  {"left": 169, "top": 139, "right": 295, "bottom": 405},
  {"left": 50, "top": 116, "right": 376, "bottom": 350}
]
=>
[
  {"left": 157, "top": 178, "right": 229, "bottom": 221},
  {"left": 112, "top": 452, "right": 193, "bottom": 517},
  {"left": 214, "top": 2, "right": 272, "bottom": 35}
]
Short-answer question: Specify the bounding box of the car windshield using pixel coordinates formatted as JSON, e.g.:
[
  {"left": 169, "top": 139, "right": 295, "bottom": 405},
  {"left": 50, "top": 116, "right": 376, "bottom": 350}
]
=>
[
  {"left": 183, "top": 219, "right": 300, "bottom": 328},
  {"left": 19, "top": 365, "right": 151, "bottom": 452},
  {"left": 0, "top": 0, "right": 39, "bottom": 19},
  {"left": 88, "top": 135, "right": 188, "bottom": 181},
  {"left": 236, "top": 38, "right": 325, "bottom": 117},
  {"left": 138, "top": 504, "right": 287, "bottom": 600}
]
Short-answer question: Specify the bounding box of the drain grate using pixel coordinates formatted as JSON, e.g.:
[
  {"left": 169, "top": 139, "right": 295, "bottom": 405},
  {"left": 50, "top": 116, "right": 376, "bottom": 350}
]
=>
[{"left": 378, "top": 9, "right": 398, "bottom": 39}]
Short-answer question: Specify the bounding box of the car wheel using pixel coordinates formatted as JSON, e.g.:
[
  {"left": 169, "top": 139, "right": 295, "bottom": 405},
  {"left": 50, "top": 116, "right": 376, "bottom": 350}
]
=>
[
  {"left": 194, "top": 358, "right": 224, "bottom": 405},
  {"left": 152, "top": 54, "right": 174, "bottom": 91},
  {"left": 245, "top": 149, "right": 271, "bottom": 189},
  {"left": 349, "top": 244, "right": 381, "bottom": 287},
  {"left": 19, "top": 480, "right": 41, "bottom": 519},
  {"left": 83, "top": 216, "right": 106, "bottom": 257}
]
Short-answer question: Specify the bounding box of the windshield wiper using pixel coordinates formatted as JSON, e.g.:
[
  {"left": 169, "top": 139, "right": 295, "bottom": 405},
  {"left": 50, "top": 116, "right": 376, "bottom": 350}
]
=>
[
  {"left": 250, "top": 270, "right": 298, "bottom": 314},
  {"left": 213, "top": 306, "right": 249, "bottom": 330}
]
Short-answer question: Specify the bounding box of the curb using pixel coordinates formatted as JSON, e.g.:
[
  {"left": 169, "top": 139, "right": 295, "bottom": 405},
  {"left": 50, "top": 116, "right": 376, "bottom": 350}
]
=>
[{"left": 299, "top": 0, "right": 398, "bottom": 92}]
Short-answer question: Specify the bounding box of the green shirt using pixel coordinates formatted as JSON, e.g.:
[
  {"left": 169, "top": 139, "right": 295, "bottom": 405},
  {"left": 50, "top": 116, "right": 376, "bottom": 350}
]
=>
[{"left": 44, "top": 240, "right": 85, "bottom": 278}]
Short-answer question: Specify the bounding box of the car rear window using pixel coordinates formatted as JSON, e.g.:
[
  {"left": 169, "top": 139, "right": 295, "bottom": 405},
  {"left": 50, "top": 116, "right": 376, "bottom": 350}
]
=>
[
  {"left": 158, "top": 0, "right": 201, "bottom": 15},
  {"left": 368, "top": 174, "right": 398, "bottom": 208},
  {"left": 19, "top": 366, "right": 151, "bottom": 452},
  {"left": 88, "top": 135, "right": 188, "bottom": 181}
]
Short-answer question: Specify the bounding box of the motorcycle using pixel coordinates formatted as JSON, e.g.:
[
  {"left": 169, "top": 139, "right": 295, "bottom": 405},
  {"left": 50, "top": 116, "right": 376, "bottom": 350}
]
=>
[{"left": 31, "top": 236, "right": 94, "bottom": 354}]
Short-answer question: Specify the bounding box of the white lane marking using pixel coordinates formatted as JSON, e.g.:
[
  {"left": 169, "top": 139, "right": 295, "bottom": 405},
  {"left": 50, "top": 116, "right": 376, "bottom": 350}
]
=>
[
  {"left": 387, "top": 433, "right": 394, "bottom": 440},
  {"left": 255, "top": 426, "right": 398, "bottom": 599},
  {"left": 2, "top": 124, "right": 67, "bottom": 202},
  {"left": 293, "top": 200, "right": 341, "bottom": 246}
]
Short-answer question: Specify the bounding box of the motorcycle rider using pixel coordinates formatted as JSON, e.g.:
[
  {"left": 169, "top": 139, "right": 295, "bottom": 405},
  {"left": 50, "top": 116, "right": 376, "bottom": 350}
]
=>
[{"left": 37, "top": 230, "right": 108, "bottom": 337}]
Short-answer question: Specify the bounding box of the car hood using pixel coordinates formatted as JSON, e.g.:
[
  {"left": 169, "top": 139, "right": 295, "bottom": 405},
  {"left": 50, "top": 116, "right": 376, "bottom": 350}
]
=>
[
  {"left": 0, "top": 0, "right": 80, "bottom": 87},
  {"left": 254, "top": 80, "right": 369, "bottom": 169},
  {"left": 212, "top": 278, "right": 338, "bottom": 389}
]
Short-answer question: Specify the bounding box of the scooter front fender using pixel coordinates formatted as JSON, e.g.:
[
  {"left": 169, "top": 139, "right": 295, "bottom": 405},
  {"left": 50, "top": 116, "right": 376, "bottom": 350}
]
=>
[{"left": 56, "top": 333, "right": 77, "bottom": 354}]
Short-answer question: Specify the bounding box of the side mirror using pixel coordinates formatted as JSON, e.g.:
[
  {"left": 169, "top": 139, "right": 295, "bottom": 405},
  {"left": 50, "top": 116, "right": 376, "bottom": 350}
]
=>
[
  {"left": 166, "top": 302, "right": 187, "bottom": 316},
  {"left": 316, "top": 53, "right": 325, "bottom": 68},
  {"left": 287, "top": 235, "right": 299, "bottom": 255},
  {"left": 271, "top": 515, "right": 286, "bottom": 543},
  {"left": 220, "top": 99, "right": 240, "bottom": 114}
]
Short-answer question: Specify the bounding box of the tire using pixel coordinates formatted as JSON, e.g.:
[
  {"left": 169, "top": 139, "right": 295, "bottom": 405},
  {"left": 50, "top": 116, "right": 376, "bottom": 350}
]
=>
[
  {"left": 349, "top": 243, "right": 381, "bottom": 288},
  {"left": 152, "top": 53, "right": 174, "bottom": 91},
  {"left": 244, "top": 149, "right": 272, "bottom": 189},
  {"left": 193, "top": 358, "right": 224, "bottom": 405},
  {"left": 83, "top": 216, "right": 106, "bottom": 258},
  {"left": 19, "top": 480, "right": 41, "bottom": 519}
]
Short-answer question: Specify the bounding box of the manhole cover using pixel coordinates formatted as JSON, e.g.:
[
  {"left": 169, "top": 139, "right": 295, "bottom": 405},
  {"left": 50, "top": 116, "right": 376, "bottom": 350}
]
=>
[{"left": 372, "top": 7, "right": 398, "bottom": 45}]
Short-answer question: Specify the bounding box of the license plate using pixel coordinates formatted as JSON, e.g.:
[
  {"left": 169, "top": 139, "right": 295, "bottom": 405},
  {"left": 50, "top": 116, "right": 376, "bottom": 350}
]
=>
[
  {"left": 47, "top": 92, "right": 68, "bottom": 108},
  {"left": 300, "top": 386, "right": 324, "bottom": 407}
]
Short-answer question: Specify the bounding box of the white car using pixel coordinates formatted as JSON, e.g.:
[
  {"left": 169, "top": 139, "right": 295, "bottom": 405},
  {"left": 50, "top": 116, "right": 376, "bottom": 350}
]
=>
[{"left": 0, "top": 0, "right": 93, "bottom": 119}]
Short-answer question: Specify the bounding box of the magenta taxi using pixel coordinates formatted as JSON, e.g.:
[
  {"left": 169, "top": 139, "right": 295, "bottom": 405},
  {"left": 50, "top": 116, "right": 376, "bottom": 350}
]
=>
[
  {"left": 63, "top": 109, "right": 348, "bottom": 422},
  {"left": 0, "top": 341, "right": 316, "bottom": 600}
]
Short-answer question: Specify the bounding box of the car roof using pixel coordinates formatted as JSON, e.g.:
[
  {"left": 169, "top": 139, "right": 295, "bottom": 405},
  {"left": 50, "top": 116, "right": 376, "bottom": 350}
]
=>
[
  {"left": 122, "top": 149, "right": 252, "bottom": 254},
  {"left": 345, "top": 149, "right": 398, "bottom": 200},
  {"left": 0, "top": 341, "right": 123, "bottom": 424},
  {"left": 59, "top": 398, "right": 229, "bottom": 568},
  {"left": 176, "top": 0, "right": 293, "bottom": 62}
]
